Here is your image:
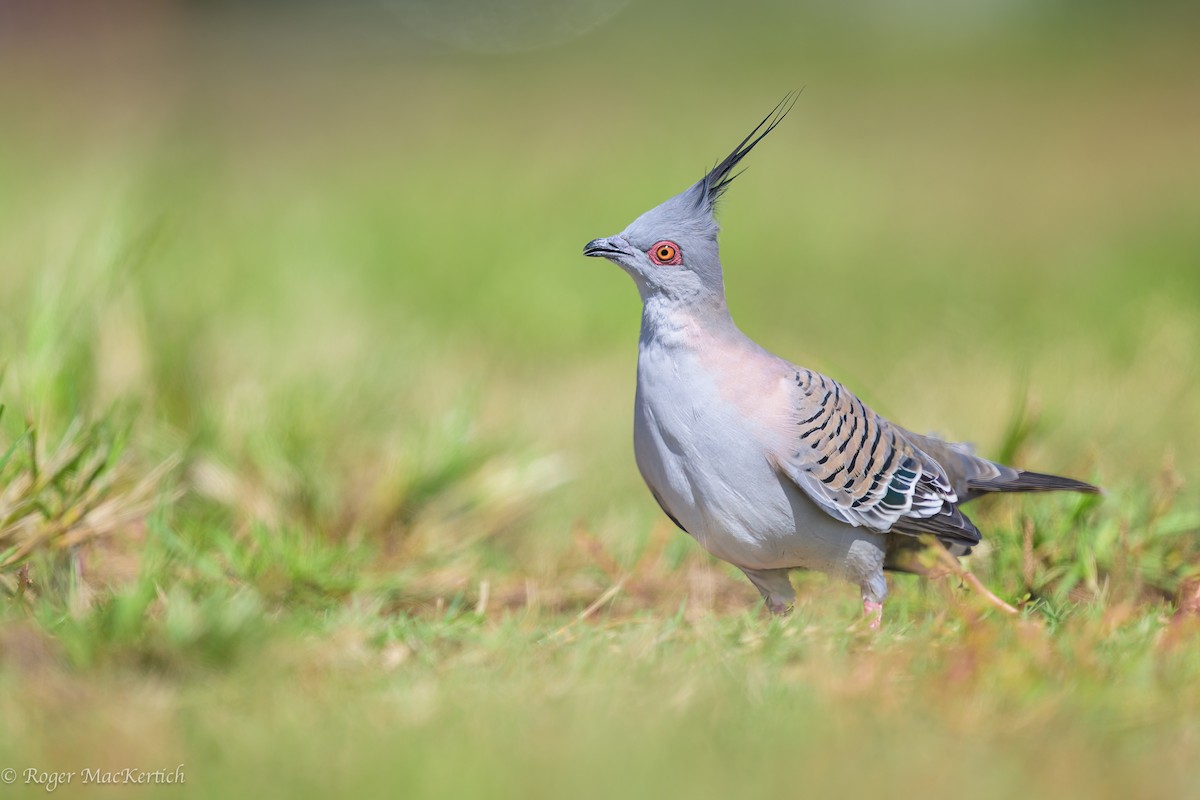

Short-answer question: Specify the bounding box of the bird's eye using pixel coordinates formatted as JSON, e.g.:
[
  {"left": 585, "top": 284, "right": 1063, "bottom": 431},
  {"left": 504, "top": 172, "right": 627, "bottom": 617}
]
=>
[{"left": 648, "top": 241, "right": 682, "bottom": 265}]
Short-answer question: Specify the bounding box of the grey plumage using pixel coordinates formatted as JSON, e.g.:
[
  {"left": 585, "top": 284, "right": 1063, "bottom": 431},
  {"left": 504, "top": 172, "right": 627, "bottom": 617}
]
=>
[{"left": 583, "top": 97, "right": 1100, "bottom": 622}]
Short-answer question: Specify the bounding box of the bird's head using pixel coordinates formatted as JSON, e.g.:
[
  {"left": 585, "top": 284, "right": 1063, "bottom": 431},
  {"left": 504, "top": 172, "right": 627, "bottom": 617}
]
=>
[{"left": 583, "top": 93, "right": 796, "bottom": 303}]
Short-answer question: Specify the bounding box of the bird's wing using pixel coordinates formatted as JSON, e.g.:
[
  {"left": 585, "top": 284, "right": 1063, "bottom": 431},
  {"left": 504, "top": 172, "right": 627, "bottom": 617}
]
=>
[{"left": 767, "top": 369, "right": 981, "bottom": 550}]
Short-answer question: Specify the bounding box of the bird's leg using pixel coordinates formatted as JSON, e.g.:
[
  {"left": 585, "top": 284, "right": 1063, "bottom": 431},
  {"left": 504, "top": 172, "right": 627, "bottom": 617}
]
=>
[
  {"left": 740, "top": 567, "right": 795, "bottom": 616},
  {"left": 853, "top": 570, "right": 888, "bottom": 630},
  {"left": 763, "top": 598, "right": 791, "bottom": 616},
  {"left": 862, "top": 599, "right": 883, "bottom": 629}
]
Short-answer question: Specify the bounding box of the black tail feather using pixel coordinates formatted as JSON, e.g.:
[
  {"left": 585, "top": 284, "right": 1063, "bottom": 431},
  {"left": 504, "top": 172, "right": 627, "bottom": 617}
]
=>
[{"left": 967, "top": 470, "right": 1101, "bottom": 499}]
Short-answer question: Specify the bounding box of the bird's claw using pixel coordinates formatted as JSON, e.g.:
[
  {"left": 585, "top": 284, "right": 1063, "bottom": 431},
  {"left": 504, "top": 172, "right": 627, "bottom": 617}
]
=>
[{"left": 862, "top": 600, "right": 883, "bottom": 630}]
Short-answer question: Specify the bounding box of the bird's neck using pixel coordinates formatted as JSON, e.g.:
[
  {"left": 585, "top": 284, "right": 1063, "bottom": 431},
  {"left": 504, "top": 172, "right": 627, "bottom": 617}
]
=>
[{"left": 639, "top": 290, "right": 738, "bottom": 351}]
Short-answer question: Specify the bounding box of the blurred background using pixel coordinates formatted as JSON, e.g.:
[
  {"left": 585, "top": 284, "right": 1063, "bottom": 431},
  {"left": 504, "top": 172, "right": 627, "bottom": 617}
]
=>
[
  {"left": 1, "top": 2, "right": 1199, "bottom": 795},
  {"left": 1, "top": 0, "right": 1198, "bottom": 609}
]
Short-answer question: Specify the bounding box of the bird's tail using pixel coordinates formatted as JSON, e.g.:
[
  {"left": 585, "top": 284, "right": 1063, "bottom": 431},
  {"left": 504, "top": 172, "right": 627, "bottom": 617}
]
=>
[
  {"left": 969, "top": 470, "right": 1099, "bottom": 494},
  {"left": 965, "top": 469, "right": 1101, "bottom": 498},
  {"left": 897, "top": 427, "right": 1101, "bottom": 503}
]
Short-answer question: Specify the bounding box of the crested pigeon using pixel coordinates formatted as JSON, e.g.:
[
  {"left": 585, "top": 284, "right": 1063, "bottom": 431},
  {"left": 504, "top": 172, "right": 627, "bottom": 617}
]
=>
[{"left": 583, "top": 95, "right": 1099, "bottom": 624}]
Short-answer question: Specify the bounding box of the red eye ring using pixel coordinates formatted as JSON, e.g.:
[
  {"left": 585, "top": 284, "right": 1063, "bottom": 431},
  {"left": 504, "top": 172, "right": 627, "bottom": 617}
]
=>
[{"left": 648, "top": 240, "right": 682, "bottom": 265}]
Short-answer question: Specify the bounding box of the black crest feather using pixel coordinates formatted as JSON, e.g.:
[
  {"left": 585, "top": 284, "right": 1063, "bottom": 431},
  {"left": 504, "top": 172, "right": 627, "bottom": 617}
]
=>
[{"left": 698, "top": 90, "right": 799, "bottom": 209}]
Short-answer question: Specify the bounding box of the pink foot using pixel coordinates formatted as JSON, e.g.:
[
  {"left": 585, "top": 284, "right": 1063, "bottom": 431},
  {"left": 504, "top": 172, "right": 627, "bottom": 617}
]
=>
[
  {"left": 862, "top": 600, "right": 883, "bottom": 630},
  {"left": 766, "top": 598, "right": 793, "bottom": 616}
]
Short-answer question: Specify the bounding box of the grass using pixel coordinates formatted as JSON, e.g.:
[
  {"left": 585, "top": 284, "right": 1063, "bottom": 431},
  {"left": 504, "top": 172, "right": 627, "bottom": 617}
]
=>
[{"left": 2, "top": 4, "right": 1200, "bottom": 798}]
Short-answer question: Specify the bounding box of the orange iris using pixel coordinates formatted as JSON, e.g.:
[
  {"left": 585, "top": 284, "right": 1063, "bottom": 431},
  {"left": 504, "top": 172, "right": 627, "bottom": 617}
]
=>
[{"left": 649, "top": 241, "right": 681, "bottom": 265}]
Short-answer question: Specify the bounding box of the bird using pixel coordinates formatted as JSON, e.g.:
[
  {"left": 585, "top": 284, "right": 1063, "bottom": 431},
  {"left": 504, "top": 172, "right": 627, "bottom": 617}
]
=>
[{"left": 582, "top": 94, "right": 1100, "bottom": 625}]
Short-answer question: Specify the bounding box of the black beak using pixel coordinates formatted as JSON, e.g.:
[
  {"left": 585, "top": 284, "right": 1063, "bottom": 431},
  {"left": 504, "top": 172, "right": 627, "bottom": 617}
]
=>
[{"left": 583, "top": 237, "right": 627, "bottom": 258}]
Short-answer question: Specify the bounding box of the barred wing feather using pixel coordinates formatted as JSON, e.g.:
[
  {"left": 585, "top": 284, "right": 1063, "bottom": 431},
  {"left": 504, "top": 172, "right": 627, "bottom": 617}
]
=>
[{"left": 768, "top": 369, "right": 982, "bottom": 551}]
